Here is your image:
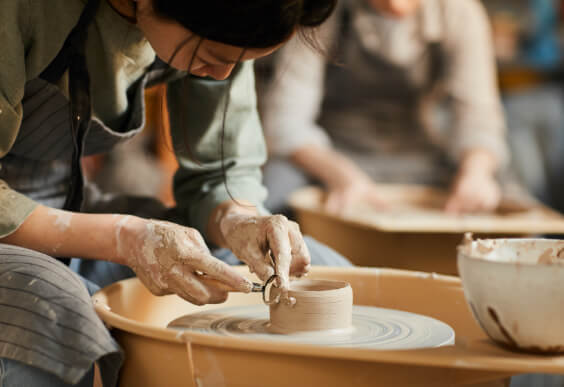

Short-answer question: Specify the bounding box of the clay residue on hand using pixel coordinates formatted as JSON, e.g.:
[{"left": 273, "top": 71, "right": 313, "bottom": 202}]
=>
[{"left": 220, "top": 213, "right": 277, "bottom": 282}]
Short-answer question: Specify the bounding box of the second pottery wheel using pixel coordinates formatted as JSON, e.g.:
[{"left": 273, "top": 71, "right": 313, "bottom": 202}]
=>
[{"left": 168, "top": 305, "right": 455, "bottom": 350}]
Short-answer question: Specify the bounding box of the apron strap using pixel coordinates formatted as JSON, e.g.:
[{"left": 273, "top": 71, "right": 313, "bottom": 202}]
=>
[
  {"left": 39, "top": 0, "right": 101, "bottom": 264},
  {"left": 39, "top": 0, "right": 101, "bottom": 211},
  {"left": 39, "top": 0, "right": 101, "bottom": 84}
]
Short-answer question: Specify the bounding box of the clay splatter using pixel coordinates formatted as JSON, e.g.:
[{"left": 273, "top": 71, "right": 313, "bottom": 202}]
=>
[{"left": 47, "top": 209, "right": 72, "bottom": 232}]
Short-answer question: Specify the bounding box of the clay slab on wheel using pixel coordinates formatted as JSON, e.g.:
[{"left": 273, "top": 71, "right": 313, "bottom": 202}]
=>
[{"left": 168, "top": 305, "right": 455, "bottom": 350}]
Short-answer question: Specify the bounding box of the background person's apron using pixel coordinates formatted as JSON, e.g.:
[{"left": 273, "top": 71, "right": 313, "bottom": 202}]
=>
[{"left": 319, "top": 3, "right": 456, "bottom": 187}]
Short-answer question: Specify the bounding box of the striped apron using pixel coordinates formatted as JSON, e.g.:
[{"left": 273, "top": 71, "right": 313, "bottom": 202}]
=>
[
  {"left": 0, "top": 1, "right": 354, "bottom": 384},
  {"left": 0, "top": 1, "right": 172, "bottom": 385}
]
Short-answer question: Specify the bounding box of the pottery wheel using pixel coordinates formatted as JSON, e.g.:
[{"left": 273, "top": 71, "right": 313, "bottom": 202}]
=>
[{"left": 168, "top": 305, "right": 455, "bottom": 350}]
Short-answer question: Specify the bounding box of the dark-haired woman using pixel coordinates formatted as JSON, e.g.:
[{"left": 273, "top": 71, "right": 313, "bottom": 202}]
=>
[{"left": 0, "top": 0, "right": 348, "bottom": 385}]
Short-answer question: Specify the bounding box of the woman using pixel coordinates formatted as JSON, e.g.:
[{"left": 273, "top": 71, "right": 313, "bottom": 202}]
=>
[
  {"left": 0, "top": 0, "right": 346, "bottom": 385},
  {"left": 260, "top": 0, "right": 510, "bottom": 215}
]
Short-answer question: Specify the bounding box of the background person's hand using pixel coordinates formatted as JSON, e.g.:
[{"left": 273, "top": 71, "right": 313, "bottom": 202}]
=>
[
  {"left": 219, "top": 213, "right": 310, "bottom": 296},
  {"left": 445, "top": 149, "right": 501, "bottom": 214},
  {"left": 445, "top": 168, "right": 501, "bottom": 213},
  {"left": 325, "top": 176, "right": 388, "bottom": 214},
  {"left": 116, "top": 217, "right": 252, "bottom": 305},
  {"left": 290, "top": 145, "right": 387, "bottom": 214}
]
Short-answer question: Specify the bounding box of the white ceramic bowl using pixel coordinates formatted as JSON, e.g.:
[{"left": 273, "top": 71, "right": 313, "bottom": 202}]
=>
[{"left": 458, "top": 237, "right": 564, "bottom": 353}]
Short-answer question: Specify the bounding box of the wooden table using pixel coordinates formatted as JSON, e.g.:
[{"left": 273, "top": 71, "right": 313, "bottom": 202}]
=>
[{"left": 289, "top": 185, "right": 564, "bottom": 275}]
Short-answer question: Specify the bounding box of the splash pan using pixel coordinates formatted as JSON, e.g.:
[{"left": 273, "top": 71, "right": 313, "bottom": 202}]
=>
[{"left": 93, "top": 267, "right": 564, "bottom": 387}]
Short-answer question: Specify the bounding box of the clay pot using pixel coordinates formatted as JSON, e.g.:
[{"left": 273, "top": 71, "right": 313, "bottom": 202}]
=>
[
  {"left": 268, "top": 279, "right": 353, "bottom": 334},
  {"left": 458, "top": 238, "right": 564, "bottom": 353}
]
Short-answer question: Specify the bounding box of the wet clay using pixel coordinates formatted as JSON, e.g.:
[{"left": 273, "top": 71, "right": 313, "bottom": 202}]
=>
[
  {"left": 219, "top": 213, "right": 310, "bottom": 295},
  {"left": 268, "top": 279, "right": 353, "bottom": 334}
]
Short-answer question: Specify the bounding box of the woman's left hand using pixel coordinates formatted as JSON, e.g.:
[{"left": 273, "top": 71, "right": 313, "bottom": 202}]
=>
[{"left": 219, "top": 213, "right": 311, "bottom": 296}]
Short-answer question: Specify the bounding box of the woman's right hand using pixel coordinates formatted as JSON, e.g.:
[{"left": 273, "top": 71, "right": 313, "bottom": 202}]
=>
[{"left": 115, "top": 216, "right": 253, "bottom": 305}]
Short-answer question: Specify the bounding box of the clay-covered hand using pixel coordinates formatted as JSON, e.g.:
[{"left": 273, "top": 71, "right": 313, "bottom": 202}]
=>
[
  {"left": 115, "top": 216, "right": 252, "bottom": 305},
  {"left": 445, "top": 168, "right": 501, "bottom": 214},
  {"left": 219, "top": 213, "right": 311, "bottom": 293},
  {"left": 325, "top": 176, "right": 387, "bottom": 214}
]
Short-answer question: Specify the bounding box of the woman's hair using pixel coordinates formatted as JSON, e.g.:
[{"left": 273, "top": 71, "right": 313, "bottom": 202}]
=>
[
  {"left": 151, "top": 0, "right": 337, "bottom": 48},
  {"left": 152, "top": 1, "right": 337, "bottom": 207}
]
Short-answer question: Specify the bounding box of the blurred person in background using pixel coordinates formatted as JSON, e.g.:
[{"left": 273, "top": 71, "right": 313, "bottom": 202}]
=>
[{"left": 259, "top": 0, "right": 511, "bottom": 215}]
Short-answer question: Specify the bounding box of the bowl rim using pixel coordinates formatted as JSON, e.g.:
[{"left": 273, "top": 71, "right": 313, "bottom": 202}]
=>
[{"left": 457, "top": 237, "right": 564, "bottom": 267}]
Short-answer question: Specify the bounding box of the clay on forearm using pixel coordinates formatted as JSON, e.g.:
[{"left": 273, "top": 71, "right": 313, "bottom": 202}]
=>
[{"left": 1, "top": 205, "right": 125, "bottom": 263}]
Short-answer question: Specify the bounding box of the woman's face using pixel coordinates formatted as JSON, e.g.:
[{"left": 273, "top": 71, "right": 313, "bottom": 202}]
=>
[
  {"left": 136, "top": 0, "right": 282, "bottom": 80},
  {"left": 367, "top": 0, "right": 422, "bottom": 18}
]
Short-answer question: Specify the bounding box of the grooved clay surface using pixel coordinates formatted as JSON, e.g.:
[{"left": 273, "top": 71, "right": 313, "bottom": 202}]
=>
[{"left": 168, "top": 304, "right": 455, "bottom": 350}]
